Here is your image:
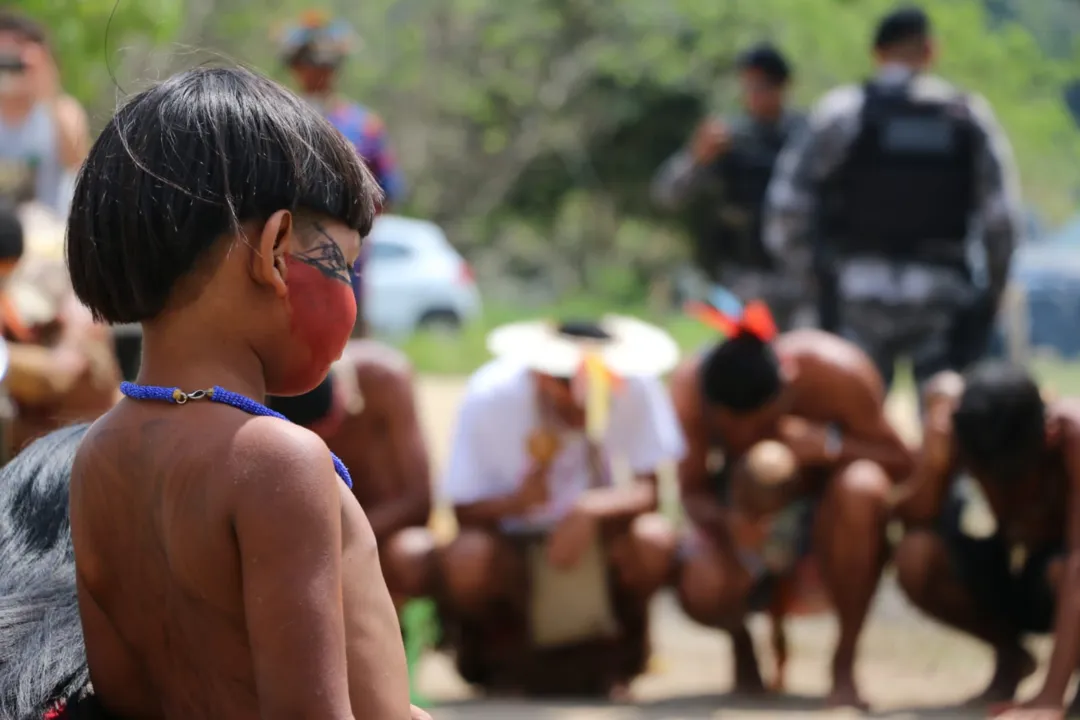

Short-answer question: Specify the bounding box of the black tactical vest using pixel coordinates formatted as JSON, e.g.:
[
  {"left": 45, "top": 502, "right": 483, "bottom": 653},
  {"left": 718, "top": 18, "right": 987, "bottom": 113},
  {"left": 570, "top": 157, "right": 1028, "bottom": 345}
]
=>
[
  {"left": 823, "top": 80, "right": 977, "bottom": 267},
  {"left": 691, "top": 114, "right": 803, "bottom": 275}
]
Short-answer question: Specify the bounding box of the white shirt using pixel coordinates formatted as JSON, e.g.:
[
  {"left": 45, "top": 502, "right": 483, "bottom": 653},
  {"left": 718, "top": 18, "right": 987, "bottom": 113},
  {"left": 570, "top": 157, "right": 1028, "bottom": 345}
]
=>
[{"left": 442, "top": 358, "right": 686, "bottom": 532}]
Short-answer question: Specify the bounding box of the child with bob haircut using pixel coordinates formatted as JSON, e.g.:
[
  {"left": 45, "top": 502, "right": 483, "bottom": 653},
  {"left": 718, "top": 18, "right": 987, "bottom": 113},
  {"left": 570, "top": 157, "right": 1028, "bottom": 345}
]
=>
[{"left": 65, "top": 66, "right": 427, "bottom": 719}]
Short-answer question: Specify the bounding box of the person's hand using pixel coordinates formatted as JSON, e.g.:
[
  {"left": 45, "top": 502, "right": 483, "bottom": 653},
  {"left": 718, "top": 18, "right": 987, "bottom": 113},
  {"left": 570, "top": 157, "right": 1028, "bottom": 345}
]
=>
[
  {"left": 514, "top": 430, "right": 559, "bottom": 512},
  {"left": 512, "top": 460, "right": 551, "bottom": 512},
  {"left": 546, "top": 506, "right": 597, "bottom": 569},
  {"left": 410, "top": 704, "right": 433, "bottom": 720},
  {"left": 777, "top": 416, "right": 832, "bottom": 467},
  {"left": 21, "top": 44, "right": 59, "bottom": 103},
  {"left": 690, "top": 118, "right": 730, "bottom": 165}
]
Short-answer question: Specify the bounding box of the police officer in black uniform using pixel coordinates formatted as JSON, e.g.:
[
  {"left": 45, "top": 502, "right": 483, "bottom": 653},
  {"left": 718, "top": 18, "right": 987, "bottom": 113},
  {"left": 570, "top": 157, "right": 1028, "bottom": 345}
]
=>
[
  {"left": 652, "top": 43, "right": 810, "bottom": 330},
  {"left": 765, "top": 6, "right": 1023, "bottom": 390}
]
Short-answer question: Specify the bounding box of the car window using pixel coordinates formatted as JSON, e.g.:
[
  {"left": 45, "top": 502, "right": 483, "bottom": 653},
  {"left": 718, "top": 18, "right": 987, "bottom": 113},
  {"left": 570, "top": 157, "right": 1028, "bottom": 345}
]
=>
[{"left": 368, "top": 241, "right": 413, "bottom": 261}]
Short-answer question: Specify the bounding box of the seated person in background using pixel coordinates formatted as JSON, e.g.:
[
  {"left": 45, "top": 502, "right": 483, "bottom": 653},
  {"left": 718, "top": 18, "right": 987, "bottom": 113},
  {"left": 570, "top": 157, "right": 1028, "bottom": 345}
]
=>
[
  {"left": 670, "top": 301, "right": 913, "bottom": 710},
  {"left": 438, "top": 316, "right": 685, "bottom": 698},
  {"left": 893, "top": 363, "right": 1080, "bottom": 717},
  {"left": 269, "top": 338, "right": 435, "bottom": 606},
  {"left": 0, "top": 201, "right": 118, "bottom": 453}
]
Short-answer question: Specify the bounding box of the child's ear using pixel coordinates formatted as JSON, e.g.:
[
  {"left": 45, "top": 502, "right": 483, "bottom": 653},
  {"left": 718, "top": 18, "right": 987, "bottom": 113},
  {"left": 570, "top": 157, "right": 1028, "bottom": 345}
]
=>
[{"left": 252, "top": 210, "right": 294, "bottom": 298}]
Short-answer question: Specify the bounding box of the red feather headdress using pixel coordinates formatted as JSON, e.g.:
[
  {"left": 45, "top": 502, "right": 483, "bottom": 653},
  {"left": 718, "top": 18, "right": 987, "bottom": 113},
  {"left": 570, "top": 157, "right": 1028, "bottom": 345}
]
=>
[{"left": 684, "top": 299, "right": 778, "bottom": 342}]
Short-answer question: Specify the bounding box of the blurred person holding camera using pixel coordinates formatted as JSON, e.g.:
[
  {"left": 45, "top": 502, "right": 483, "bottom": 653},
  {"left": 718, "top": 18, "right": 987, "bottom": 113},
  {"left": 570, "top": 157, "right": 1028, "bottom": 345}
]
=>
[
  {"left": 0, "top": 10, "right": 88, "bottom": 218},
  {"left": 764, "top": 6, "right": 1023, "bottom": 392},
  {"left": 652, "top": 43, "right": 811, "bottom": 331}
]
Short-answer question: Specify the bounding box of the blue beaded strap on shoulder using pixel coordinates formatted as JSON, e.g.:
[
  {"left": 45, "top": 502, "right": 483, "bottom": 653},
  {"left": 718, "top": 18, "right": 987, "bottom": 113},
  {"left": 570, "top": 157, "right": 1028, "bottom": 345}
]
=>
[{"left": 119, "top": 381, "right": 353, "bottom": 489}]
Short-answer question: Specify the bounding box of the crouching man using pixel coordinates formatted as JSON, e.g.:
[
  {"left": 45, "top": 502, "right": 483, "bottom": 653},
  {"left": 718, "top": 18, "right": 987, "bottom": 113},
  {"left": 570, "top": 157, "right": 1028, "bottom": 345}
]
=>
[
  {"left": 670, "top": 301, "right": 913, "bottom": 709},
  {"left": 437, "top": 317, "right": 685, "bottom": 697},
  {"left": 894, "top": 363, "right": 1080, "bottom": 718}
]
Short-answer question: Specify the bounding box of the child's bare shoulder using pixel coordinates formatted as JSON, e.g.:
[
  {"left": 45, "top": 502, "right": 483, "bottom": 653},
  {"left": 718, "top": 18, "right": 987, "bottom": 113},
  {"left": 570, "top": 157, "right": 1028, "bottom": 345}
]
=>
[{"left": 227, "top": 416, "right": 341, "bottom": 507}]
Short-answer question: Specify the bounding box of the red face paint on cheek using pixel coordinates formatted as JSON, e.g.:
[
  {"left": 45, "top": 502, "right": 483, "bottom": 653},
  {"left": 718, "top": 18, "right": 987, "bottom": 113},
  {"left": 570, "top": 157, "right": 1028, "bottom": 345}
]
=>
[{"left": 281, "top": 255, "right": 357, "bottom": 391}]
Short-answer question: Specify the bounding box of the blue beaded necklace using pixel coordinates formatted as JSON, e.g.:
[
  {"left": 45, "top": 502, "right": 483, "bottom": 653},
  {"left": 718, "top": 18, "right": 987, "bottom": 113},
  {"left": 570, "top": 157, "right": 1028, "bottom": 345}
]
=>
[{"left": 119, "top": 381, "right": 353, "bottom": 489}]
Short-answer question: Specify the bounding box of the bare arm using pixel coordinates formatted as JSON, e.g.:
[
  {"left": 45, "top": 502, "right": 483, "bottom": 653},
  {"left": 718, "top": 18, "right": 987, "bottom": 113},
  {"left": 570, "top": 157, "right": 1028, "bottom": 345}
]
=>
[
  {"left": 453, "top": 465, "right": 540, "bottom": 529},
  {"left": 51, "top": 95, "right": 90, "bottom": 170},
  {"left": 579, "top": 374, "right": 683, "bottom": 526},
  {"left": 671, "top": 362, "right": 736, "bottom": 555},
  {"left": 650, "top": 149, "right": 711, "bottom": 210},
  {"left": 890, "top": 408, "right": 959, "bottom": 525},
  {"left": 831, "top": 363, "right": 914, "bottom": 481},
  {"left": 359, "top": 364, "right": 432, "bottom": 541},
  {"left": 578, "top": 473, "right": 658, "bottom": 527},
  {"left": 1032, "top": 419, "right": 1080, "bottom": 707},
  {"left": 233, "top": 421, "right": 355, "bottom": 720}
]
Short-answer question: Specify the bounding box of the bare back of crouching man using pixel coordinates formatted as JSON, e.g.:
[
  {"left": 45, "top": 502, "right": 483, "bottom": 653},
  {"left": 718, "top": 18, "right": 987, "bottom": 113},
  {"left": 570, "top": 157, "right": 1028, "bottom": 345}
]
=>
[
  {"left": 894, "top": 363, "right": 1080, "bottom": 717},
  {"left": 269, "top": 339, "right": 435, "bottom": 605},
  {"left": 63, "top": 68, "right": 425, "bottom": 718},
  {"left": 671, "top": 319, "right": 913, "bottom": 709},
  {"left": 436, "top": 318, "right": 684, "bottom": 697}
]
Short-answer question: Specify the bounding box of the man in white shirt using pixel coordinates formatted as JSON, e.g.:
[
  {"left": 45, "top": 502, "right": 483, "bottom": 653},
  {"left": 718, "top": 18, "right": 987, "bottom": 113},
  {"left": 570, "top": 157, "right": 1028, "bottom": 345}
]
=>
[{"left": 438, "top": 317, "right": 686, "bottom": 698}]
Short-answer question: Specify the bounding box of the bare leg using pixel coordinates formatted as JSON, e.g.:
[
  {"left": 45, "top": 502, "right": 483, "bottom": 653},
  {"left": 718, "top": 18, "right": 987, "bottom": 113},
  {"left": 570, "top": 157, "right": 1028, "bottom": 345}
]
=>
[
  {"left": 381, "top": 527, "right": 437, "bottom": 611},
  {"left": 895, "top": 529, "right": 1035, "bottom": 704},
  {"left": 609, "top": 513, "right": 677, "bottom": 597},
  {"left": 438, "top": 529, "right": 523, "bottom": 616},
  {"left": 603, "top": 513, "right": 677, "bottom": 700},
  {"left": 675, "top": 531, "right": 766, "bottom": 694},
  {"left": 813, "top": 460, "right": 891, "bottom": 710},
  {"left": 768, "top": 583, "right": 790, "bottom": 691}
]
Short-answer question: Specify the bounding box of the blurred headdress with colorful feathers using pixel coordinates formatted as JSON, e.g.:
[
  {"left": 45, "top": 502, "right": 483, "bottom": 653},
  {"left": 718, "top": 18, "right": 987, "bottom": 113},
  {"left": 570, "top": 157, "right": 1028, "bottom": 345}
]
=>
[
  {"left": 273, "top": 10, "right": 357, "bottom": 66},
  {"left": 684, "top": 286, "right": 778, "bottom": 343}
]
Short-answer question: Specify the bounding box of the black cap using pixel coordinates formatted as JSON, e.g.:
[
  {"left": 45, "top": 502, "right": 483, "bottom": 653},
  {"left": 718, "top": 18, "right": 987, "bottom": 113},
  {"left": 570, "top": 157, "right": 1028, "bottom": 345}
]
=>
[
  {"left": 736, "top": 42, "right": 791, "bottom": 85},
  {"left": 873, "top": 6, "right": 931, "bottom": 50}
]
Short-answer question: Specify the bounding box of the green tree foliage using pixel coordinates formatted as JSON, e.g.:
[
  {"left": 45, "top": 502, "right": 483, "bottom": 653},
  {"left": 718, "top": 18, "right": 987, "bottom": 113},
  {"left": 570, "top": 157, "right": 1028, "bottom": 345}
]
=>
[{"left": 20, "top": 0, "right": 1080, "bottom": 300}]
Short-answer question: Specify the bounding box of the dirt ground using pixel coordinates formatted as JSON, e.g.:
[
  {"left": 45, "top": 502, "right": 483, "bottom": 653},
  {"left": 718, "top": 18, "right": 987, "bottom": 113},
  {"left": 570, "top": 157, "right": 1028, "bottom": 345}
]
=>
[{"left": 410, "top": 377, "right": 1061, "bottom": 720}]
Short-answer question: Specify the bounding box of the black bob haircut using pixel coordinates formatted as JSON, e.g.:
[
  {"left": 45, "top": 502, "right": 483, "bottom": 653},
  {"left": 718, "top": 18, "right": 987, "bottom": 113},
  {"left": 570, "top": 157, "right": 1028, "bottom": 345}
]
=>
[
  {"left": 952, "top": 361, "right": 1045, "bottom": 479},
  {"left": 0, "top": 10, "right": 48, "bottom": 47},
  {"left": 874, "top": 6, "right": 931, "bottom": 50},
  {"left": 699, "top": 333, "right": 782, "bottom": 412},
  {"left": 736, "top": 43, "right": 792, "bottom": 86},
  {"left": 66, "top": 67, "right": 381, "bottom": 325},
  {"left": 0, "top": 424, "right": 107, "bottom": 719}
]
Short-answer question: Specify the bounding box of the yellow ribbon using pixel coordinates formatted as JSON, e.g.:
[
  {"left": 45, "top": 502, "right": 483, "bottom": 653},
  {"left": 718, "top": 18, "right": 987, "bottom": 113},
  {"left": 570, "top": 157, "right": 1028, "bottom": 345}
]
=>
[{"left": 580, "top": 351, "right": 620, "bottom": 443}]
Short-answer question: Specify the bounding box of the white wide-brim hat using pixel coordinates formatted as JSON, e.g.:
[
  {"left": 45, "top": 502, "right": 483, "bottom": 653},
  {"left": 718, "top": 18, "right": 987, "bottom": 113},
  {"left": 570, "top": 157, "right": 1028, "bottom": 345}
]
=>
[{"left": 486, "top": 315, "right": 680, "bottom": 378}]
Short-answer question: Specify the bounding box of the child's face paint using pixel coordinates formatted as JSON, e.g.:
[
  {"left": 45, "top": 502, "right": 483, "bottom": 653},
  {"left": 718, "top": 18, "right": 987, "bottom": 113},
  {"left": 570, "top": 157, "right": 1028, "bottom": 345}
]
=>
[{"left": 280, "top": 230, "right": 357, "bottom": 393}]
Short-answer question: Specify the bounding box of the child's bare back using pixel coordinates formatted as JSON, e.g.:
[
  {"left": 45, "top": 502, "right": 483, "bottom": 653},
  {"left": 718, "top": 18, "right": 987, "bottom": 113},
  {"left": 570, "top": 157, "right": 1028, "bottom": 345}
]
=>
[{"left": 71, "top": 398, "right": 408, "bottom": 718}]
